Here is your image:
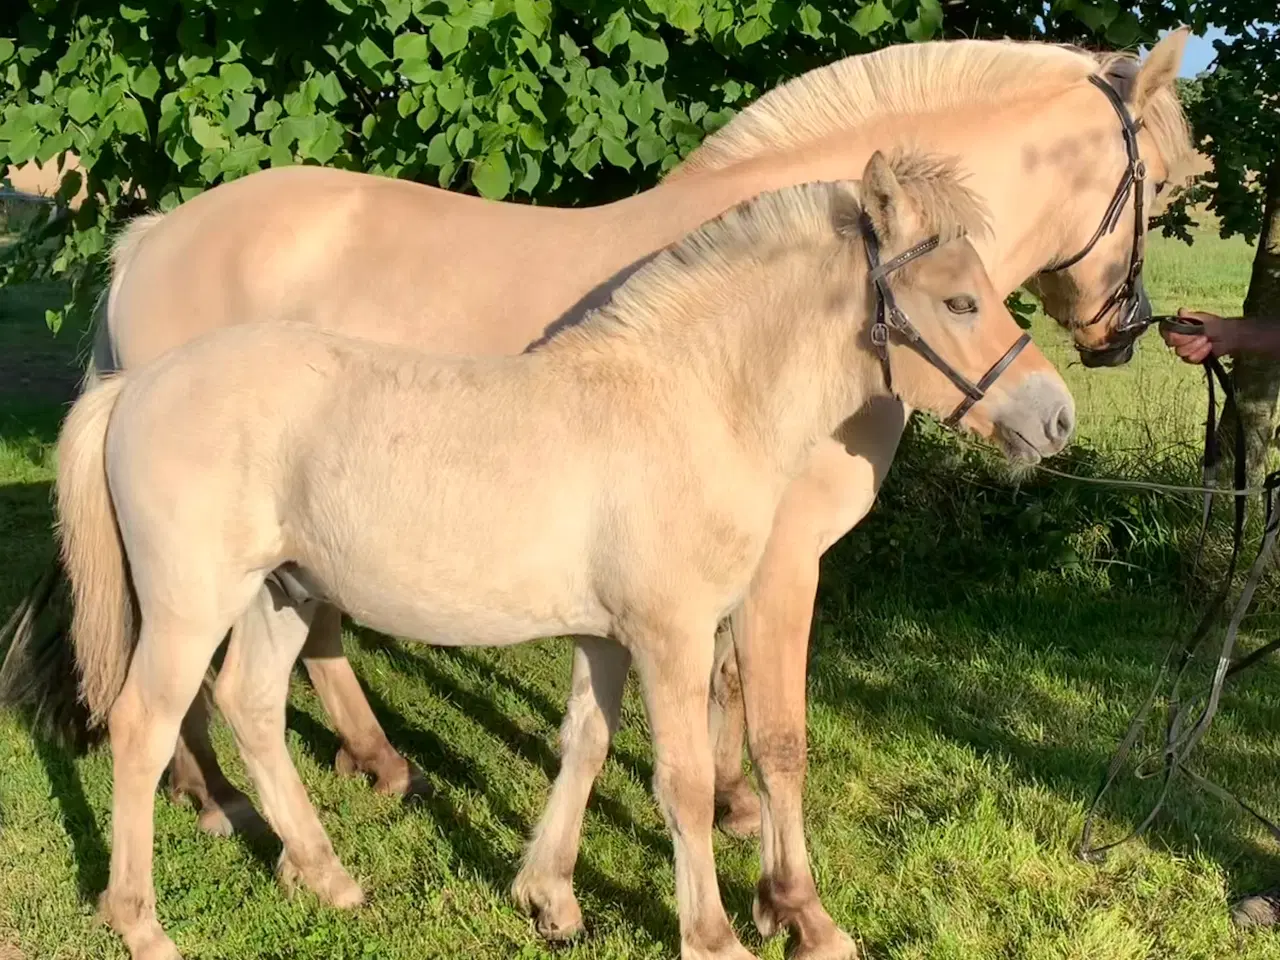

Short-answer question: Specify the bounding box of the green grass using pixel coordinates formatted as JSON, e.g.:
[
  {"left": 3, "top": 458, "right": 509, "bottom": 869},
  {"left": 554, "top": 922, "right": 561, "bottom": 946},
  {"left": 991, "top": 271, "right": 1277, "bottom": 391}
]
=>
[{"left": 3, "top": 222, "right": 1280, "bottom": 960}]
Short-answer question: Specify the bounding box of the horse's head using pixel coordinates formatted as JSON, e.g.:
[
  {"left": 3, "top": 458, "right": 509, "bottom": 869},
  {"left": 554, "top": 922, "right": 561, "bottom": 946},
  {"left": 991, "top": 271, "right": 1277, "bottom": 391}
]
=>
[
  {"left": 856, "top": 152, "right": 1074, "bottom": 462},
  {"left": 1026, "top": 28, "right": 1195, "bottom": 367}
]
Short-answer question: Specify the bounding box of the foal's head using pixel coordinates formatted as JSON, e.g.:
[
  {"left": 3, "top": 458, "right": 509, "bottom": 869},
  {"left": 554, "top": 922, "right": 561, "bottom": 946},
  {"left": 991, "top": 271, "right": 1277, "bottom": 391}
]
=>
[{"left": 851, "top": 152, "right": 1074, "bottom": 463}]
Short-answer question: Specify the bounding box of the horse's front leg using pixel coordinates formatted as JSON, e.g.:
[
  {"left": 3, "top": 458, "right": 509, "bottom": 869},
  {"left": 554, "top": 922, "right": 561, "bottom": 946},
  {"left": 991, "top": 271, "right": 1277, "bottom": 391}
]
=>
[
  {"left": 738, "top": 403, "right": 906, "bottom": 960},
  {"left": 299, "top": 602, "right": 425, "bottom": 796}
]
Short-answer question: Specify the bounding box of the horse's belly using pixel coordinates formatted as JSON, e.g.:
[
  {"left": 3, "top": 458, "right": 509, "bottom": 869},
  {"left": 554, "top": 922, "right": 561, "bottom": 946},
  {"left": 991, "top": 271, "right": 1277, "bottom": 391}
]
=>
[{"left": 334, "top": 579, "right": 611, "bottom": 648}]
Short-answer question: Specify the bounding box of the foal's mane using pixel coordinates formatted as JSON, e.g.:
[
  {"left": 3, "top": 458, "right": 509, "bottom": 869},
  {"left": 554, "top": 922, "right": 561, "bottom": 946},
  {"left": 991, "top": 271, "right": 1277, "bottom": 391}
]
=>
[
  {"left": 671, "top": 39, "right": 1193, "bottom": 182},
  {"left": 552, "top": 152, "right": 988, "bottom": 348}
]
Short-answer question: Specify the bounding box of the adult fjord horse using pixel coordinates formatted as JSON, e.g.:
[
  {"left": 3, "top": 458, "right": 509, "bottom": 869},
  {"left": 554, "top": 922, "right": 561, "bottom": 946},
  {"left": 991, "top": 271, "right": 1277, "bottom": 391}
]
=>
[
  {"left": 60, "top": 156, "right": 1072, "bottom": 960},
  {"left": 1, "top": 32, "right": 1192, "bottom": 960}
]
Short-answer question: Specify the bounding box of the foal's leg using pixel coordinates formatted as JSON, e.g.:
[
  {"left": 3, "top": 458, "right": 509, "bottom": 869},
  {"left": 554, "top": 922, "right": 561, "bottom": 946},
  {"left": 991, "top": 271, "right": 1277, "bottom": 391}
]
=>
[
  {"left": 168, "top": 685, "right": 265, "bottom": 837},
  {"left": 513, "top": 636, "right": 630, "bottom": 941},
  {"left": 299, "top": 602, "right": 424, "bottom": 796},
  {"left": 214, "top": 587, "right": 362, "bottom": 907},
  {"left": 735, "top": 418, "right": 904, "bottom": 960},
  {"left": 709, "top": 621, "right": 760, "bottom": 837},
  {"left": 630, "top": 620, "right": 753, "bottom": 960},
  {"left": 101, "top": 615, "right": 234, "bottom": 960}
]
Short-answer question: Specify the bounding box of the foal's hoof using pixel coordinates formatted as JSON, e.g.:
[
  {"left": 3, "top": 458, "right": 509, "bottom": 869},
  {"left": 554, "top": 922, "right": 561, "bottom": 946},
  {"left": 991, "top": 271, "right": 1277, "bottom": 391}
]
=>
[
  {"left": 790, "top": 930, "right": 859, "bottom": 960},
  {"left": 715, "top": 787, "right": 762, "bottom": 839},
  {"left": 98, "top": 894, "right": 184, "bottom": 960},
  {"left": 511, "top": 873, "right": 585, "bottom": 942},
  {"left": 277, "top": 853, "right": 365, "bottom": 909}
]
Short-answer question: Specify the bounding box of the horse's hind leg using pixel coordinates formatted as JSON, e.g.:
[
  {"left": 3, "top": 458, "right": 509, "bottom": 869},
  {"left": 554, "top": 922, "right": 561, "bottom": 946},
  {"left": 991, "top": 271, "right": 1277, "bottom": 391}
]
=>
[
  {"left": 299, "top": 603, "right": 424, "bottom": 796},
  {"left": 513, "top": 636, "right": 630, "bottom": 941},
  {"left": 101, "top": 614, "right": 234, "bottom": 960},
  {"left": 709, "top": 621, "right": 761, "bottom": 837},
  {"left": 168, "top": 686, "right": 266, "bottom": 837},
  {"left": 214, "top": 586, "right": 362, "bottom": 907}
]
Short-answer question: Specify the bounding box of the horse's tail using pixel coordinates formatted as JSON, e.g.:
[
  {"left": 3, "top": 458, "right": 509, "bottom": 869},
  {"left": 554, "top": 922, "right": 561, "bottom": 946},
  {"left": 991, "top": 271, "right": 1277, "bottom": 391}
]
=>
[
  {"left": 54, "top": 374, "right": 135, "bottom": 728},
  {"left": 0, "top": 214, "right": 156, "bottom": 745}
]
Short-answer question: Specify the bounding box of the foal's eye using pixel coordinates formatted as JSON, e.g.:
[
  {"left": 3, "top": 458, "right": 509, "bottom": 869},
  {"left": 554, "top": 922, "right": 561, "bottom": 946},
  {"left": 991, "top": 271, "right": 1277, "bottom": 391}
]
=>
[
  {"left": 945, "top": 295, "right": 978, "bottom": 315},
  {"left": 1155, "top": 181, "right": 1168, "bottom": 196}
]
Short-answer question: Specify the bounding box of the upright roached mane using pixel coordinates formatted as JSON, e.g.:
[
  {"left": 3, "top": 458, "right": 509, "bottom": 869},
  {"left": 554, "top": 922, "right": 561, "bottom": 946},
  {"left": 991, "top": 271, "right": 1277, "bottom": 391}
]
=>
[{"left": 671, "top": 40, "right": 1195, "bottom": 185}]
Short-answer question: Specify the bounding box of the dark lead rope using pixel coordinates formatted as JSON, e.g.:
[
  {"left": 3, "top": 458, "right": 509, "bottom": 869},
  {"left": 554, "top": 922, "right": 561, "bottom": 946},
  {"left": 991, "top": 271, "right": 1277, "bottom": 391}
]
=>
[{"left": 1078, "top": 317, "right": 1280, "bottom": 860}]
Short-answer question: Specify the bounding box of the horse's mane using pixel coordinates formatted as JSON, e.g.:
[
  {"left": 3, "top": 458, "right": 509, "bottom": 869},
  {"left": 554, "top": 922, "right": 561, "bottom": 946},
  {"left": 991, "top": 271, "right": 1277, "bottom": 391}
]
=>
[
  {"left": 554, "top": 151, "right": 988, "bottom": 347},
  {"left": 670, "top": 39, "right": 1193, "bottom": 183}
]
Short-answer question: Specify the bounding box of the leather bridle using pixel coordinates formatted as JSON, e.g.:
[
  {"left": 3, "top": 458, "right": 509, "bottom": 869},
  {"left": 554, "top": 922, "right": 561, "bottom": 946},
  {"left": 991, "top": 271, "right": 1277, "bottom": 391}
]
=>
[
  {"left": 861, "top": 214, "right": 1032, "bottom": 429},
  {"left": 1043, "top": 74, "right": 1151, "bottom": 354}
]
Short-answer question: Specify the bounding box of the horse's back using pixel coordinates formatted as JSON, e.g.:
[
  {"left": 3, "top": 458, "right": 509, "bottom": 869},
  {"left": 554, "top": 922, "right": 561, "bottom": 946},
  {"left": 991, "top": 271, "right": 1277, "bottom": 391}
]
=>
[{"left": 104, "top": 165, "right": 601, "bottom": 373}]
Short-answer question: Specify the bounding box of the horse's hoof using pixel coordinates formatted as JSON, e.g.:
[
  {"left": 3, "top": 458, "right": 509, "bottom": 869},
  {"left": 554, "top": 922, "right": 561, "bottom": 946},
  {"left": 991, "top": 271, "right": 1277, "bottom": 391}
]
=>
[
  {"left": 512, "top": 872, "right": 584, "bottom": 942},
  {"left": 790, "top": 929, "right": 859, "bottom": 960},
  {"left": 335, "top": 745, "right": 425, "bottom": 799},
  {"left": 715, "top": 786, "right": 762, "bottom": 838},
  {"left": 196, "top": 793, "right": 265, "bottom": 838}
]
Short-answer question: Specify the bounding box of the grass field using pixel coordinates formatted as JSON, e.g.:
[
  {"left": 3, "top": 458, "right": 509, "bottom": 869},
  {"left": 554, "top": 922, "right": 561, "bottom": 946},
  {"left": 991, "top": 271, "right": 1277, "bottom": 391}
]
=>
[{"left": 3, "top": 220, "right": 1280, "bottom": 960}]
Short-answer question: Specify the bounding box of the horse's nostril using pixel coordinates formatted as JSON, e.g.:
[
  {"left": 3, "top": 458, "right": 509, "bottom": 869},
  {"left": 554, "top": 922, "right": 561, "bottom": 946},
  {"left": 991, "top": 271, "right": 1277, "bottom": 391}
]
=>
[{"left": 1049, "top": 404, "right": 1076, "bottom": 445}]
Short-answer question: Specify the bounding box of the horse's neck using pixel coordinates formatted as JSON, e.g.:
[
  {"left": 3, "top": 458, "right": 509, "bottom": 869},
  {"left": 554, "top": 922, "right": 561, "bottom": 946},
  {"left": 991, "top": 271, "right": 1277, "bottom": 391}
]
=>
[{"left": 617, "top": 92, "right": 1111, "bottom": 299}]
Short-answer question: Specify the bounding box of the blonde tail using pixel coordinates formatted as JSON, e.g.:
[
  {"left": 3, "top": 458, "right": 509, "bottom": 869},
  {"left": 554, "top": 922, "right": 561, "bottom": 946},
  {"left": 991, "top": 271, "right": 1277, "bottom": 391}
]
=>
[{"left": 55, "top": 374, "right": 134, "bottom": 726}]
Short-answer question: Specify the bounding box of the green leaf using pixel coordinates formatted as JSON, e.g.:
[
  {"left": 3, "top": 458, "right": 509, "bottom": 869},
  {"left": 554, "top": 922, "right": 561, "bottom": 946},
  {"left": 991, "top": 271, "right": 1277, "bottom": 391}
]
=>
[
  {"left": 219, "top": 62, "right": 255, "bottom": 92},
  {"left": 302, "top": 120, "right": 343, "bottom": 163},
  {"left": 113, "top": 98, "right": 148, "bottom": 136},
  {"left": 601, "top": 134, "right": 633, "bottom": 170},
  {"left": 668, "top": 1, "right": 702, "bottom": 33},
  {"left": 518, "top": 121, "right": 547, "bottom": 150},
  {"left": 426, "top": 131, "right": 452, "bottom": 167},
  {"left": 635, "top": 129, "right": 667, "bottom": 167},
  {"left": 399, "top": 58, "right": 435, "bottom": 83},
  {"left": 437, "top": 78, "right": 466, "bottom": 113},
  {"left": 357, "top": 37, "right": 391, "bottom": 71},
  {"left": 627, "top": 34, "right": 668, "bottom": 67},
  {"left": 594, "top": 10, "right": 631, "bottom": 55},
  {"left": 179, "top": 55, "right": 215, "bottom": 79},
  {"left": 1105, "top": 11, "right": 1141, "bottom": 47},
  {"left": 798, "top": 4, "right": 823, "bottom": 38},
  {"left": 472, "top": 152, "right": 512, "bottom": 198},
  {"left": 189, "top": 114, "right": 228, "bottom": 150},
  {"left": 119, "top": 4, "right": 148, "bottom": 22},
  {"left": 429, "top": 22, "right": 469, "bottom": 57},
  {"left": 416, "top": 100, "right": 440, "bottom": 132},
  {"left": 850, "top": 0, "right": 892, "bottom": 37},
  {"left": 45, "top": 308, "right": 62, "bottom": 336},
  {"left": 518, "top": 153, "right": 540, "bottom": 192},
  {"left": 0, "top": 39, "right": 14, "bottom": 63},
  {"left": 734, "top": 18, "right": 769, "bottom": 48},
  {"left": 570, "top": 137, "right": 601, "bottom": 174},
  {"left": 394, "top": 33, "right": 430, "bottom": 62},
  {"left": 455, "top": 126, "right": 475, "bottom": 156},
  {"left": 513, "top": 0, "right": 551, "bottom": 37},
  {"left": 130, "top": 64, "right": 162, "bottom": 100},
  {"left": 903, "top": 0, "right": 943, "bottom": 42},
  {"left": 398, "top": 90, "right": 420, "bottom": 118},
  {"left": 317, "top": 72, "right": 345, "bottom": 106},
  {"left": 67, "top": 87, "right": 98, "bottom": 124}
]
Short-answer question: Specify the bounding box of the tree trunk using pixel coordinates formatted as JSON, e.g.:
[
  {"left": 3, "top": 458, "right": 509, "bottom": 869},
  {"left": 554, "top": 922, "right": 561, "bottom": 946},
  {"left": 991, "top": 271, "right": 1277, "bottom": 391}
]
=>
[{"left": 1223, "top": 155, "right": 1280, "bottom": 482}]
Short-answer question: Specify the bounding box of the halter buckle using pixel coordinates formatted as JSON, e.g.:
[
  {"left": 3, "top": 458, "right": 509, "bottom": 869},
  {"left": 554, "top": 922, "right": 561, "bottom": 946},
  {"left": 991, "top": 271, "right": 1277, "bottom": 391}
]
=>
[{"left": 870, "top": 321, "right": 889, "bottom": 350}]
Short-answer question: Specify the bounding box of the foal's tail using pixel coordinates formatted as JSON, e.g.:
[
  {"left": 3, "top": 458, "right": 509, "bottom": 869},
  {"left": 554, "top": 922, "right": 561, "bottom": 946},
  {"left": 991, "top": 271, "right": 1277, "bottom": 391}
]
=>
[{"left": 55, "top": 374, "right": 135, "bottom": 728}]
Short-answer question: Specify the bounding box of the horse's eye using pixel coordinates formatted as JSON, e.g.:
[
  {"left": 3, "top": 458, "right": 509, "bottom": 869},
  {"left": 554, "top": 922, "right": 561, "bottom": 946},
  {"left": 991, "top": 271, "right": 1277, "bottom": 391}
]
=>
[
  {"left": 945, "top": 295, "right": 978, "bottom": 315},
  {"left": 1155, "top": 181, "right": 1168, "bottom": 196}
]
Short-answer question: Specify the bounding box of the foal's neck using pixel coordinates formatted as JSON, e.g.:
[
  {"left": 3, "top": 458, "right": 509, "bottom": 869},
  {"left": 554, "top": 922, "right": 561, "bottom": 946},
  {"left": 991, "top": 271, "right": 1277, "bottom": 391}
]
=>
[{"left": 590, "top": 252, "right": 881, "bottom": 480}]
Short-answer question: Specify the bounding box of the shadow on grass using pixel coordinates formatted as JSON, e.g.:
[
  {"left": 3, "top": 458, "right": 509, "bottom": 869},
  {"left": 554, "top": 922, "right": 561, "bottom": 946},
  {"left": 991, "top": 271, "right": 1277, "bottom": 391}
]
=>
[{"left": 31, "top": 737, "right": 109, "bottom": 902}]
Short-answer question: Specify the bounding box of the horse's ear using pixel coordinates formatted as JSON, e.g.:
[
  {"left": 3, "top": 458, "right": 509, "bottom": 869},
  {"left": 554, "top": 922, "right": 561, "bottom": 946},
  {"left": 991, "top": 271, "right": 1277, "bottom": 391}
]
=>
[
  {"left": 1131, "top": 27, "right": 1189, "bottom": 116},
  {"left": 860, "top": 151, "right": 919, "bottom": 247}
]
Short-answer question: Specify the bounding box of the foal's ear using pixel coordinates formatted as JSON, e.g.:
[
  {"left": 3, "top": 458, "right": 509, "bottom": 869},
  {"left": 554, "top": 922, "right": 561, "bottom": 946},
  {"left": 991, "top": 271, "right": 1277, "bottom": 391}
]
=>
[
  {"left": 1130, "top": 27, "right": 1189, "bottom": 116},
  {"left": 860, "top": 151, "right": 920, "bottom": 248}
]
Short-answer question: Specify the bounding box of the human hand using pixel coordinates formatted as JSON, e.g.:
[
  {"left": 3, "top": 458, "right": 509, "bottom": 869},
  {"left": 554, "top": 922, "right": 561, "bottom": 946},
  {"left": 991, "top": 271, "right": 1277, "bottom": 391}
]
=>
[{"left": 1160, "top": 309, "right": 1244, "bottom": 364}]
